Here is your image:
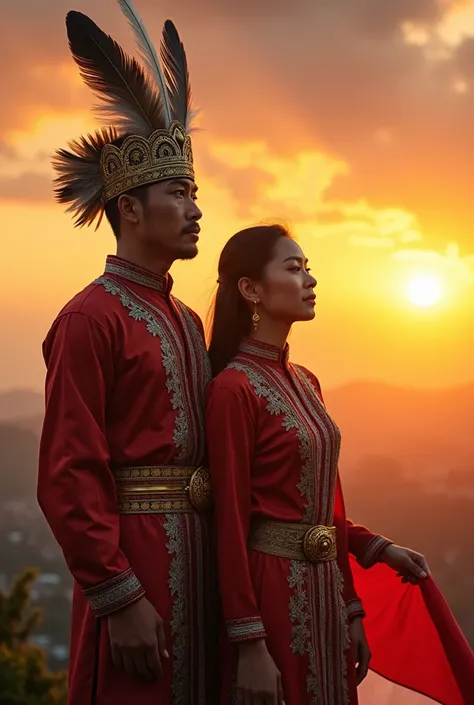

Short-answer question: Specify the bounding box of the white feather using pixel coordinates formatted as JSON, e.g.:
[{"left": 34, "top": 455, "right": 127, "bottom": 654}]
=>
[{"left": 117, "top": 0, "right": 172, "bottom": 125}]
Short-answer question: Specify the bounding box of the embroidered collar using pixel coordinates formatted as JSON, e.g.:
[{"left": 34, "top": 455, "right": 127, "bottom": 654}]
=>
[
  {"left": 239, "top": 338, "right": 290, "bottom": 365},
  {"left": 104, "top": 255, "right": 173, "bottom": 294}
]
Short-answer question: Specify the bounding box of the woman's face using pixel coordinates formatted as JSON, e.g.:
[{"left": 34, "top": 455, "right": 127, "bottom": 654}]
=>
[{"left": 256, "top": 237, "right": 317, "bottom": 325}]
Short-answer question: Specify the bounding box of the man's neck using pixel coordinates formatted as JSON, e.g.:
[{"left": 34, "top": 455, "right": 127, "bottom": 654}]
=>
[{"left": 115, "top": 245, "right": 172, "bottom": 277}]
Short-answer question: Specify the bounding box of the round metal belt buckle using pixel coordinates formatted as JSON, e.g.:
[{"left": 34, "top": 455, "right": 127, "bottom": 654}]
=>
[
  {"left": 188, "top": 467, "right": 213, "bottom": 512},
  {"left": 303, "top": 525, "right": 336, "bottom": 562}
]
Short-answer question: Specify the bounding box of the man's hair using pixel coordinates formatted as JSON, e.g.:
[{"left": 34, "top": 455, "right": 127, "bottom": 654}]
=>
[
  {"left": 105, "top": 184, "right": 150, "bottom": 239},
  {"left": 103, "top": 134, "right": 152, "bottom": 239}
]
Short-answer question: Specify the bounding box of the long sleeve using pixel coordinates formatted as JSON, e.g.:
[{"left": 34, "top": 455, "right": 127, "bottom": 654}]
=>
[
  {"left": 206, "top": 380, "right": 266, "bottom": 643},
  {"left": 333, "top": 473, "right": 366, "bottom": 621},
  {"left": 346, "top": 518, "right": 392, "bottom": 568},
  {"left": 38, "top": 311, "right": 145, "bottom": 617}
]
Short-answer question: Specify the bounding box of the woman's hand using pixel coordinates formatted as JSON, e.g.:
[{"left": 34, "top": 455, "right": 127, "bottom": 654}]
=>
[
  {"left": 381, "top": 544, "right": 430, "bottom": 584},
  {"left": 237, "top": 639, "right": 285, "bottom": 705},
  {"left": 349, "top": 617, "right": 371, "bottom": 686}
]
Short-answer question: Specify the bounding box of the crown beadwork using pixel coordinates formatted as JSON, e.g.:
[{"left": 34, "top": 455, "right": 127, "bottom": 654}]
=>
[{"left": 101, "top": 121, "right": 194, "bottom": 202}]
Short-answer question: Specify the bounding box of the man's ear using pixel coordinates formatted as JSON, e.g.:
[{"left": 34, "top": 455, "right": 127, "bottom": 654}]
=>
[{"left": 117, "top": 194, "right": 140, "bottom": 225}]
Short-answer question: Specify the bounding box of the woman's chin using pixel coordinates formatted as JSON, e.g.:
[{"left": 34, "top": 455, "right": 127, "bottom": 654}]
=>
[{"left": 299, "top": 307, "right": 316, "bottom": 322}]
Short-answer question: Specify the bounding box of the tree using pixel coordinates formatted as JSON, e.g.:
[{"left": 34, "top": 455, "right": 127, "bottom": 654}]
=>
[{"left": 0, "top": 569, "right": 67, "bottom": 705}]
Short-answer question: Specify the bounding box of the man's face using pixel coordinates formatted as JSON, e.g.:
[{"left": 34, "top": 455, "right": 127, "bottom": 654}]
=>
[{"left": 133, "top": 178, "right": 202, "bottom": 261}]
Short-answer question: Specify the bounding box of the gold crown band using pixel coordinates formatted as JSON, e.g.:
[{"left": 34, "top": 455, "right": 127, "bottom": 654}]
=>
[
  {"left": 248, "top": 518, "right": 337, "bottom": 563},
  {"left": 101, "top": 121, "right": 194, "bottom": 202}
]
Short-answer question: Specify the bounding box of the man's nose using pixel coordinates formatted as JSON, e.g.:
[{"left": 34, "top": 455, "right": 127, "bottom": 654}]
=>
[{"left": 190, "top": 201, "right": 202, "bottom": 220}]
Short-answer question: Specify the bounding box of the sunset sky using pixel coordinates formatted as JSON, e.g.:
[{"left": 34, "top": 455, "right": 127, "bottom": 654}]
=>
[{"left": 1, "top": 0, "right": 473, "bottom": 393}]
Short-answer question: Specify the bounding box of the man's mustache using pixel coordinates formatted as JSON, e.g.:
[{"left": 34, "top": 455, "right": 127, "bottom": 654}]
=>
[{"left": 182, "top": 222, "right": 200, "bottom": 234}]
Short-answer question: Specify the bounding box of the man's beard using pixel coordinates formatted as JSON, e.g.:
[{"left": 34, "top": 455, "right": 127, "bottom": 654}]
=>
[{"left": 178, "top": 244, "right": 199, "bottom": 261}]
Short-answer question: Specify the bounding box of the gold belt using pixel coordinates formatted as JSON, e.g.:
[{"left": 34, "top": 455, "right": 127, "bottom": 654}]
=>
[
  {"left": 113, "top": 466, "right": 212, "bottom": 514},
  {"left": 248, "top": 518, "right": 337, "bottom": 563}
]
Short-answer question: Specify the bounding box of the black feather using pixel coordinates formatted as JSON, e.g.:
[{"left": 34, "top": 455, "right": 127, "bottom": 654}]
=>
[
  {"left": 52, "top": 127, "right": 117, "bottom": 229},
  {"left": 160, "top": 20, "right": 193, "bottom": 128},
  {"left": 66, "top": 11, "right": 164, "bottom": 136}
]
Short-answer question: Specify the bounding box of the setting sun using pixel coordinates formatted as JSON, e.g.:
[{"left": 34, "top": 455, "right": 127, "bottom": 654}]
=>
[{"left": 406, "top": 273, "right": 443, "bottom": 308}]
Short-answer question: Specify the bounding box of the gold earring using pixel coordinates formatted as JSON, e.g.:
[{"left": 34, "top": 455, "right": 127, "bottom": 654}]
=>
[{"left": 252, "top": 301, "right": 260, "bottom": 332}]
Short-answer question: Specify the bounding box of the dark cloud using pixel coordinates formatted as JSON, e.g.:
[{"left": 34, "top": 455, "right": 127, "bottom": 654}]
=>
[
  {"left": 0, "top": 172, "right": 53, "bottom": 204},
  {"left": 352, "top": 0, "right": 446, "bottom": 37},
  {"left": 1, "top": 0, "right": 473, "bottom": 248}
]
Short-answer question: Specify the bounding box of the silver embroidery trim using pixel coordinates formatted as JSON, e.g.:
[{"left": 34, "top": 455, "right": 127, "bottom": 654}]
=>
[
  {"left": 336, "top": 565, "right": 351, "bottom": 705},
  {"left": 83, "top": 569, "right": 143, "bottom": 615},
  {"left": 358, "top": 535, "right": 392, "bottom": 568},
  {"left": 228, "top": 360, "right": 315, "bottom": 522},
  {"left": 165, "top": 514, "right": 188, "bottom": 705},
  {"left": 96, "top": 276, "right": 196, "bottom": 462},
  {"left": 104, "top": 260, "right": 167, "bottom": 292},
  {"left": 227, "top": 618, "right": 266, "bottom": 640},
  {"left": 230, "top": 358, "right": 349, "bottom": 703},
  {"left": 346, "top": 598, "right": 365, "bottom": 618},
  {"left": 292, "top": 366, "right": 342, "bottom": 527},
  {"left": 172, "top": 298, "right": 211, "bottom": 464}
]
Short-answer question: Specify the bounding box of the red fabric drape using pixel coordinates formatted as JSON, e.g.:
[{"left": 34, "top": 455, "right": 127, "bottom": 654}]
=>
[
  {"left": 334, "top": 476, "right": 474, "bottom": 704},
  {"left": 352, "top": 558, "right": 474, "bottom": 705}
]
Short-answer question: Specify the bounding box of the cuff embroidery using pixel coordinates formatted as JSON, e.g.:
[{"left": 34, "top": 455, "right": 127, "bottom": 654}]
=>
[
  {"left": 83, "top": 568, "right": 145, "bottom": 617},
  {"left": 358, "top": 535, "right": 392, "bottom": 569},
  {"left": 226, "top": 616, "right": 267, "bottom": 642},
  {"left": 346, "top": 598, "right": 365, "bottom": 621}
]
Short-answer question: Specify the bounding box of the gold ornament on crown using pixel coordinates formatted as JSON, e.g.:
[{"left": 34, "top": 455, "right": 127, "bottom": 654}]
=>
[{"left": 101, "top": 121, "right": 194, "bottom": 202}]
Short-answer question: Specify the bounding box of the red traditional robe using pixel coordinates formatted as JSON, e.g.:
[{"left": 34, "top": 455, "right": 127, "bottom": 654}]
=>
[
  {"left": 205, "top": 339, "right": 474, "bottom": 705},
  {"left": 38, "top": 256, "right": 216, "bottom": 705},
  {"left": 206, "top": 339, "right": 364, "bottom": 704}
]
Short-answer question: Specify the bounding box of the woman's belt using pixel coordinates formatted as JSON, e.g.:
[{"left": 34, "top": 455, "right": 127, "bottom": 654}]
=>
[
  {"left": 248, "top": 518, "right": 337, "bottom": 563},
  {"left": 112, "top": 466, "right": 212, "bottom": 514}
]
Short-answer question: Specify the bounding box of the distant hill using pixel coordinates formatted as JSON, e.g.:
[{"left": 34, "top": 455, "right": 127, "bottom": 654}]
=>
[
  {"left": 0, "top": 389, "right": 44, "bottom": 422},
  {"left": 323, "top": 381, "right": 474, "bottom": 475},
  {"left": 14, "top": 413, "right": 44, "bottom": 438},
  {"left": 1, "top": 381, "right": 473, "bottom": 480},
  {"left": 0, "top": 424, "right": 39, "bottom": 499}
]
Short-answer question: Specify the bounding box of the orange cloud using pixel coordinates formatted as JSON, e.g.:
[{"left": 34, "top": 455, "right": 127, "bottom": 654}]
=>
[
  {"left": 0, "top": 173, "right": 53, "bottom": 204},
  {"left": 1, "top": 0, "right": 474, "bottom": 256}
]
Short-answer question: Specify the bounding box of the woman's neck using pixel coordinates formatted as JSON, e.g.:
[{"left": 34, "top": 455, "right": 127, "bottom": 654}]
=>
[{"left": 248, "top": 320, "right": 291, "bottom": 350}]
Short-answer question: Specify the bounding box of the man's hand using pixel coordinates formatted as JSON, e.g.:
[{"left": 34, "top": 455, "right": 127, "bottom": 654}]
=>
[
  {"left": 349, "top": 617, "right": 371, "bottom": 686},
  {"left": 381, "top": 544, "right": 430, "bottom": 584},
  {"left": 108, "top": 598, "right": 169, "bottom": 682},
  {"left": 237, "top": 639, "right": 285, "bottom": 705}
]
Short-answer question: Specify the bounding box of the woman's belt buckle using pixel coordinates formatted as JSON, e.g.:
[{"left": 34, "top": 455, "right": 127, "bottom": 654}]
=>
[{"left": 302, "top": 525, "right": 337, "bottom": 562}]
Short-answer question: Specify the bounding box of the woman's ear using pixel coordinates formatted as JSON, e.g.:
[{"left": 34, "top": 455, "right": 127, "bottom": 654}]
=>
[{"left": 238, "top": 277, "right": 260, "bottom": 304}]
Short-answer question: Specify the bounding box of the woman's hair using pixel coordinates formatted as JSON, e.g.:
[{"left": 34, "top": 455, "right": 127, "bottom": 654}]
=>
[{"left": 207, "top": 223, "right": 292, "bottom": 377}]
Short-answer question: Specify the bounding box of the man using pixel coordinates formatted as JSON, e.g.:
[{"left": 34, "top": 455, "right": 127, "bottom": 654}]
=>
[{"left": 37, "top": 6, "right": 215, "bottom": 704}]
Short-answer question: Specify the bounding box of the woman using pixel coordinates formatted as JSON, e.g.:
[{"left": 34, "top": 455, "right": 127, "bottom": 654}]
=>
[{"left": 205, "top": 224, "right": 474, "bottom": 705}]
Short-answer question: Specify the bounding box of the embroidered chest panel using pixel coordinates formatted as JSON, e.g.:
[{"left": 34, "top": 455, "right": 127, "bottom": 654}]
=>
[
  {"left": 228, "top": 357, "right": 341, "bottom": 525},
  {"left": 97, "top": 275, "right": 211, "bottom": 465}
]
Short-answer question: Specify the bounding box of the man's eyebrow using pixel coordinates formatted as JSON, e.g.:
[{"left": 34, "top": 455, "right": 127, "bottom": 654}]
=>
[{"left": 167, "top": 179, "right": 198, "bottom": 192}]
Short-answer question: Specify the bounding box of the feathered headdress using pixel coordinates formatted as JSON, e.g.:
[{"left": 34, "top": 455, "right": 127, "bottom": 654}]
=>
[{"left": 53, "top": 1, "right": 197, "bottom": 229}]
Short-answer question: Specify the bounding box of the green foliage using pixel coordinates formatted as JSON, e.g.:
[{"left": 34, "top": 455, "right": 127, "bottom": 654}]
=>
[{"left": 0, "top": 569, "right": 67, "bottom": 705}]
